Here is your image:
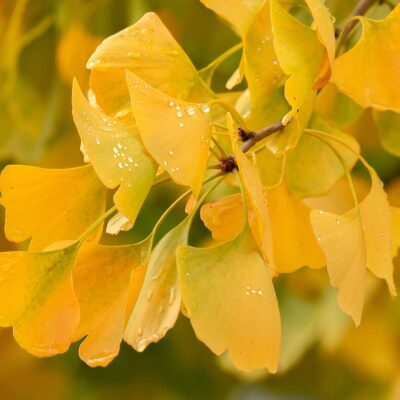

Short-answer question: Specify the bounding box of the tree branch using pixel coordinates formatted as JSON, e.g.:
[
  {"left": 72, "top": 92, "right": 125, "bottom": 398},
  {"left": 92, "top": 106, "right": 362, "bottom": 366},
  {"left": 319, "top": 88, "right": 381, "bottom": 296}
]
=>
[{"left": 240, "top": 119, "right": 288, "bottom": 153}]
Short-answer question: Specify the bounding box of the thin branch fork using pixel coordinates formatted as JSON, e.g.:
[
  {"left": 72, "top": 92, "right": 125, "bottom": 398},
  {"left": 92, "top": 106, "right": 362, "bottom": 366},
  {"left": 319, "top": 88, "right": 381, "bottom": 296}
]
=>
[{"left": 240, "top": 119, "right": 287, "bottom": 153}]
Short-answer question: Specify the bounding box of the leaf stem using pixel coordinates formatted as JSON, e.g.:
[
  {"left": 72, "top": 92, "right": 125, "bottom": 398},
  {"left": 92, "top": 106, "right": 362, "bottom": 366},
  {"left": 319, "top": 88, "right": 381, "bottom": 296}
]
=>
[
  {"left": 209, "top": 99, "right": 248, "bottom": 131},
  {"left": 304, "top": 130, "right": 360, "bottom": 212},
  {"left": 199, "top": 43, "right": 243, "bottom": 84}
]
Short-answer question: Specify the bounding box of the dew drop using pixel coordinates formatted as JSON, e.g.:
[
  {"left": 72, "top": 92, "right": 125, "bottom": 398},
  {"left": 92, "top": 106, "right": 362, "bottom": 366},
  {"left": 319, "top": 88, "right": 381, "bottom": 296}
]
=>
[
  {"left": 168, "top": 100, "right": 175, "bottom": 107},
  {"left": 199, "top": 103, "right": 210, "bottom": 113},
  {"left": 168, "top": 150, "right": 174, "bottom": 156},
  {"left": 118, "top": 162, "right": 123, "bottom": 169},
  {"left": 185, "top": 106, "right": 196, "bottom": 116},
  {"left": 178, "top": 122, "right": 185, "bottom": 128},
  {"left": 176, "top": 111, "right": 183, "bottom": 118}
]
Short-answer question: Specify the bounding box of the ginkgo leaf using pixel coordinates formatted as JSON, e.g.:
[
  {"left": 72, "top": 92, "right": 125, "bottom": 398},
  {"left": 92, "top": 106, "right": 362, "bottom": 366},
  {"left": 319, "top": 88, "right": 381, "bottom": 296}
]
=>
[
  {"left": 72, "top": 239, "right": 151, "bottom": 367},
  {"left": 72, "top": 80, "right": 157, "bottom": 223},
  {"left": 270, "top": 0, "right": 324, "bottom": 113},
  {"left": 310, "top": 169, "right": 396, "bottom": 325},
  {"left": 200, "top": 0, "right": 265, "bottom": 35},
  {"left": 124, "top": 218, "right": 192, "bottom": 352},
  {"left": 177, "top": 226, "right": 281, "bottom": 372},
  {"left": 126, "top": 71, "right": 211, "bottom": 196},
  {"left": 200, "top": 194, "right": 243, "bottom": 242},
  {"left": 0, "top": 243, "right": 80, "bottom": 356},
  {"left": 332, "top": 5, "right": 400, "bottom": 112},
  {"left": 266, "top": 181, "right": 326, "bottom": 273},
  {"left": 304, "top": 0, "right": 336, "bottom": 87},
  {"left": 286, "top": 127, "right": 360, "bottom": 198},
  {"left": 0, "top": 164, "right": 106, "bottom": 251},
  {"left": 201, "top": 182, "right": 326, "bottom": 273},
  {"left": 230, "top": 114, "right": 274, "bottom": 268},
  {"left": 201, "top": 0, "right": 283, "bottom": 111},
  {"left": 87, "top": 12, "right": 212, "bottom": 116},
  {"left": 373, "top": 110, "right": 400, "bottom": 157}
]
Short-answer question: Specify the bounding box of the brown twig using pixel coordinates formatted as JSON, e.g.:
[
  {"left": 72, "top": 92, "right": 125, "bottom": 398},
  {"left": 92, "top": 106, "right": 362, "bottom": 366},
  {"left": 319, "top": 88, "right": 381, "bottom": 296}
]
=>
[{"left": 240, "top": 119, "right": 288, "bottom": 153}]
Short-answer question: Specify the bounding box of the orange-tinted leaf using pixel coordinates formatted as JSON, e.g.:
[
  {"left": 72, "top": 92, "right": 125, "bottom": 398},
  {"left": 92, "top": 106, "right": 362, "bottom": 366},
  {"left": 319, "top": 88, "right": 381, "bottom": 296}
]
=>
[{"left": 73, "top": 239, "right": 151, "bottom": 367}]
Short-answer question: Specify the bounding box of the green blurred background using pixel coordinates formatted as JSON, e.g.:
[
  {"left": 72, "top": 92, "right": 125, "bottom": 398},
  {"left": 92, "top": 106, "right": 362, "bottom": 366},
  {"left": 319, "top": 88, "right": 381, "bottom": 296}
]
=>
[{"left": 1, "top": 0, "right": 400, "bottom": 399}]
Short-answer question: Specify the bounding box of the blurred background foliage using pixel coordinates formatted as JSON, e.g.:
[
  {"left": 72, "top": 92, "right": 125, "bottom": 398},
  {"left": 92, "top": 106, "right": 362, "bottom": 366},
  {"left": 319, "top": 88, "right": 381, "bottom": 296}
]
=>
[{"left": 1, "top": 0, "right": 400, "bottom": 399}]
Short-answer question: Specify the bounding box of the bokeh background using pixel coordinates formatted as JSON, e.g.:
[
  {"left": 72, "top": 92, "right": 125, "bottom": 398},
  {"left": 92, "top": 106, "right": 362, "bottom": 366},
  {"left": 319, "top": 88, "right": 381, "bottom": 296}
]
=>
[{"left": 1, "top": 0, "right": 400, "bottom": 399}]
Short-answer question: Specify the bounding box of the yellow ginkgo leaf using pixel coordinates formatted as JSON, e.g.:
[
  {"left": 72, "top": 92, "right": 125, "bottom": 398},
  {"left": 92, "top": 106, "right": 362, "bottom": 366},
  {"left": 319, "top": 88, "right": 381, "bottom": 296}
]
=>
[
  {"left": 270, "top": 0, "right": 325, "bottom": 113},
  {"left": 124, "top": 218, "right": 191, "bottom": 352},
  {"left": 310, "top": 169, "right": 396, "bottom": 325},
  {"left": 177, "top": 226, "right": 281, "bottom": 372},
  {"left": 72, "top": 80, "right": 157, "bottom": 223},
  {"left": 73, "top": 239, "right": 151, "bottom": 367},
  {"left": 201, "top": 0, "right": 283, "bottom": 111},
  {"left": 56, "top": 24, "right": 101, "bottom": 88},
  {"left": 332, "top": 5, "right": 400, "bottom": 112},
  {"left": 304, "top": 0, "right": 336, "bottom": 87},
  {"left": 87, "top": 12, "right": 212, "bottom": 117},
  {"left": 201, "top": 182, "right": 326, "bottom": 273},
  {"left": 230, "top": 114, "right": 274, "bottom": 268},
  {"left": 126, "top": 71, "right": 211, "bottom": 196},
  {"left": 0, "top": 164, "right": 106, "bottom": 251},
  {"left": 267, "top": 181, "right": 326, "bottom": 273},
  {"left": 200, "top": 194, "right": 243, "bottom": 242},
  {"left": 0, "top": 243, "right": 80, "bottom": 356},
  {"left": 200, "top": 0, "right": 265, "bottom": 36},
  {"left": 392, "top": 207, "right": 400, "bottom": 258}
]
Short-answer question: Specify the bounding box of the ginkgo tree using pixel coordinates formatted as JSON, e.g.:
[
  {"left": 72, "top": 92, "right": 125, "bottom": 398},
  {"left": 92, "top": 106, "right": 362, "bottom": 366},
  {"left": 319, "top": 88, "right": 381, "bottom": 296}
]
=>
[{"left": 0, "top": 0, "right": 399, "bottom": 373}]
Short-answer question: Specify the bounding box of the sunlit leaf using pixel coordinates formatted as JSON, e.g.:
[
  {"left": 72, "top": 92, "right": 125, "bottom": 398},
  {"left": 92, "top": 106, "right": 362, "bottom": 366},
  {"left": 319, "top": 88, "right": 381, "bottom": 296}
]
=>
[
  {"left": 0, "top": 165, "right": 106, "bottom": 251},
  {"left": 177, "top": 226, "right": 281, "bottom": 372},
  {"left": 87, "top": 12, "right": 212, "bottom": 116},
  {"left": 72, "top": 80, "right": 157, "bottom": 223},
  {"left": 0, "top": 243, "right": 80, "bottom": 356},
  {"left": 73, "top": 239, "right": 151, "bottom": 367},
  {"left": 311, "top": 168, "right": 396, "bottom": 325},
  {"left": 332, "top": 5, "right": 400, "bottom": 112},
  {"left": 126, "top": 71, "right": 211, "bottom": 196}
]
